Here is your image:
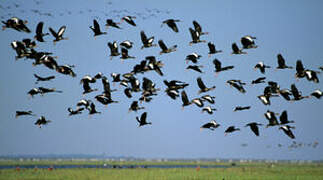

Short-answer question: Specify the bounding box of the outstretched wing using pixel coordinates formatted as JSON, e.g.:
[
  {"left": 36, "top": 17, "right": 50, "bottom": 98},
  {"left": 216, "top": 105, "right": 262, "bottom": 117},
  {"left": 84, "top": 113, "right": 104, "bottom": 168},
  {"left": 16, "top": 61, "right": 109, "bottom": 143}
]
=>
[
  {"left": 58, "top": 26, "right": 66, "bottom": 37},
  {"left": 296, "top": 60, "right": 304, "bottom": 74},
  {"left": 213, "top": 58, "right": 222, "bottom": 70},
  {"left": 141, "top": 112, "right": 147, "bottom": 123},
  {"left": 181, "top": 90, "right": 190, "bottom": 105},
  {"left": 36, "top": 22, "right": 44, "bottom": 35},
  {"left": 49, "top": 27, "right": 58, "bottom": 38},
  {"left": 167, "top": 21, "right": 178, "bottom": 32},
  {"left": 277, "top": 54, "right": 285, "bottom": 67},
  {"left": 189, "top": 28, "right": 198, "bottom": 41},
  {"left": 208, "top": 42, "right": 215, "bottom": 53},
  {"left": 197, "top": 77, "right": 206, "bottom": 90},
  {"left": 102, "top": 76, "right": 111, "bottom": 98},
  {"left": 158, "top": 40, "right": 168, "bottom": 51},
  {"left": 193, "top": 20, "right": 202, "bottom": 33},
  {"left": 279, "top": 110, "right": 288, "bottom": 124},
  {"left": 232, "top": 43, "right": 239, "bottom": 53},
  {"left": 140, "top": 31, "right": 147, "bottom": 43},
  {"left": 93, "top": 19, "right": 100, "bottom": 31}
]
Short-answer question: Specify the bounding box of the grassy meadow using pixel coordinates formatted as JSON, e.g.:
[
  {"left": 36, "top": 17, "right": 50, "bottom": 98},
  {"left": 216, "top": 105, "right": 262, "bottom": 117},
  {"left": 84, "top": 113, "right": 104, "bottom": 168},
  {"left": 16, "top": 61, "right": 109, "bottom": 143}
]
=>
[{"left": 0, "top": 160, "right": 323, "bottom": 179}]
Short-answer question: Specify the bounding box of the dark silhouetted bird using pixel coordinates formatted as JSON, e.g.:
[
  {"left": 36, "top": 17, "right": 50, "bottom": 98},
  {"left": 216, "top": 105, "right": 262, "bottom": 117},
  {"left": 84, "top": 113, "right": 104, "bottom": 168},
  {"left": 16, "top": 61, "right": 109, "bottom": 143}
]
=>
[
  {"left": 258, "top": 95, "right": 271, "bottom": 105},
  {"left": 101, "top": 76, "right": 116, "bottom": 99},
  {"left": 88, "top": 102, "right": 101, "bottom": 115},
  {"left": 162, "top": 19, "right": 180, "bottom": 32},
  {"left": 129, "top": 101, "right": 145, "bottom": 112},
  {"left": 105, "top": 19, "right": 121, "bottom": 29},
  {"left": 77, "top": 99, "right": 91, "bottom": 109},
  {"left": 108, "top": 41, "right": 120, "bottom": 60},
  {"left": 279, "top": 110, "right": 294, "bottom": 125},
  {"left": 90, "top": 19, "right": 107, "bottom": 37},
  {"left": 124, "top": 88, "right": 132, "bottom": 98},
  {"left": 191, "top": 98, "right": 204, "bottom": 108},
  {"left": 2, "top": 17, "right": 31, "bottom": 33},
  {"left": 56, "top": 65, "right": 76, "bottom": 77},
  {"left": 49, "top": 25, "right": 68, "bottom": 44},
  {"left": 225, "top": 126, "right": 240, "bottom": 135},
  {"left": 208, "top": 42, "right": 222, "bottom": 57},
  {"left": 193, "top": 20, "right": 208, "bottom": 35},
  {"left": 27, "top": 88, "right": 41, "bottom": 97},
  {"left": 264, "top": 110, "right": 279, "bottom": 127},
  {"left": 200, "top": 120, "right": 220, "bottom": 131},
  {"left": 186, "top": 65, "right": 203, "bottom": 73},
  {"left": 231, "top": 43, "right": 246, "bottom": 54},
  {"left": 251, "top": 77, "right": 266, "bottom": 84},
  {"left": 213, "top": 58, "right": 234, "bottom": 74},
  {"left": 121, "top": 16, "right": 136, "bottom": 26},
  {"left": 181, "top": 90, "right": 192, "bottom": 109},
  {"left": 121, "top": 48, "right": 135, "bottom": 60},
  {"left": 34, "top": 116, "right": 51, "bottom": 128},
  {"left": 305, "top": 70, "right": 320, "bottom": 83},
  {"left": 158, "top": 40, "right": 177, "bottom": 54},
  {"left": 279, "top": 125, "right": 295, "bottom": 139},
  {"left": 164, "top": 80, "right": 189, "bottom": 90},
  {"left": 254, "top": 62, "right": 271, "bottom": 74},
  {"left": 197, "top": 77, "right": 215, "bottom": 94},
  {"left": 202, "top": 106, "right": 217, "bottom": 114},
  {"left": 240, "top": 35, "right": 257, "bottom": 49},
  {"left": 68, "top": 107, "right": 84, "bottom": 116},
  {"left": 189, "top": 28, "right": 206, "bottom": 45},
  {"left": 311, "top": 89, "right": 323, "bottom": 99},
  {"left": 185, "top": 53, "right": 201, "bottom": 64},
  {"left": 120, "top": 40, "right": 133, "bottom": 49},
  {"left": 291, "top": 84, "right": 309, "bottom": 101},
  {"left": 15, "top": 111, "right": 35, "bottom": 118},
  {"left": 165, "top": 89, "right": 179, "bottom": 100},
  {"left": 276, "top": 54, "right": 292, "bottom": 69},
  {"left": 245, "top": 122, "right": 262, "bottom": 136},
  {"left": 33, "top": 74, "right": 55, "bottom": 84},
  {"left": 234, "top": 106, "right": 250, "bottom": 111},
  {"left": 295, "top": 60, "right": 306, "bottom": 79},
  {"left": 227, "top": 80, "right": 246, "bottom": 93},
  {"left": 95, "top": 94, "right": 118, "bottom": 106},
  {"left": 34, "top": 22, "right": 49, "bottom": 42},
  {"left": 140, "top": 30, "right": 156, "bottom": 49},
  {"left": 38, "top": 87, "right": 62, "bottom": 95},
  {"left": 136, "top": 112, "right": 151, "bottom": 127},
  {"left": 201, "top": 95, "right": 216, "bottom": 104},
  {"left": 278, "top": 89, "right": 292, "bottom": 101}
]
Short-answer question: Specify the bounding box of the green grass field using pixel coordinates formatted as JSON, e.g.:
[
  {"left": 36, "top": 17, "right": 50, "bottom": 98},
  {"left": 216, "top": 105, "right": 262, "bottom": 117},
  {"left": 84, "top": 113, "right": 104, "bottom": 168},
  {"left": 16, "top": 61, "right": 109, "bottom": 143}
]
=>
[{"left": 0, "top": 161, "right": 323, "bottom": 180}]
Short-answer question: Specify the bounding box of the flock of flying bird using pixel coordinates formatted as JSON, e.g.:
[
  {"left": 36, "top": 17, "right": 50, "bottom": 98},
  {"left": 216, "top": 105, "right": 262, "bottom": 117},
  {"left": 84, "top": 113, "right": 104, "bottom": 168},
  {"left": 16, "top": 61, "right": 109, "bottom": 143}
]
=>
[{"left": 3, "top": 9, "right": 323, "bottom": 142}]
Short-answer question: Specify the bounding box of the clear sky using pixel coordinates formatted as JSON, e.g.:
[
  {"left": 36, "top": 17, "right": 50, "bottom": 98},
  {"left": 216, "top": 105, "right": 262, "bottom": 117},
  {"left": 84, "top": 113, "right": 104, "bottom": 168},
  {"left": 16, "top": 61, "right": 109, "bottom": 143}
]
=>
[{"left": 0, "top": 0, "right": 323, "bottom": 160}]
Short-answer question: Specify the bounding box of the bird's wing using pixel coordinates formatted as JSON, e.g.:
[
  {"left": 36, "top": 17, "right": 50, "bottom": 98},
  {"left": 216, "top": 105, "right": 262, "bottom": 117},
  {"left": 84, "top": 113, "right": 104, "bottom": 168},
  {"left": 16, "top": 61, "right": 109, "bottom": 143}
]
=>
[
  {"left": 158, "top": 40, "right": 168, "bottom": 51},
  {"left": 140, "top": 31, "right": 147, "bottom": 43},
  {"left": 197, "top": 77, "right": 206, "bottom": 90},
  {"left": 181, "top": 90, "right": 189, "bottom": 104},
  {"left": 141, "top": 112, "right": 147, "bottom": 123},
  {"left": 296, "top": 60, "right": 304, "bottom": 73},
  {"left": 280, "top": 111, "right": 288, "bottom": 123},
  {"left": 189, "top": 28, "right": 198, "bottom": 41},
  {"left": 36, "top": 22, "right": 44, "bottom": 35},
  {"left": 232, "top": 43, "right": 239, "bottom": 53},
  {"left": 58, "top": 26, "right": 66, "bottom": 37},
  {"left": 192, "top": 20, "right": 201, "bottom": 33},
  {"left": 168, "top": 21, "right": 178, "bottom": 32},
  {"left": 48, "top": 27, "right": 58, "bottom": 38},
  {"left": 208, "top": 42, "right": 215, "bottom": 53},
  {"left": 93, "top": 19, "right": 100, "bottom": 31},
  {"left": 213, "top": 59, "right": 221, "bottom": 70}
]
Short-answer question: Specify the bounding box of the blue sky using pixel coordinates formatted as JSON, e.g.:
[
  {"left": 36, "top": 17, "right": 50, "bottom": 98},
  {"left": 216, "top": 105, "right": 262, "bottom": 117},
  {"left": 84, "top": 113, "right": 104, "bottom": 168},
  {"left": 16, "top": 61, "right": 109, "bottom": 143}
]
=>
[{"left": 0, "top": 0, "right": 323, "bottom": 160}]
